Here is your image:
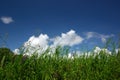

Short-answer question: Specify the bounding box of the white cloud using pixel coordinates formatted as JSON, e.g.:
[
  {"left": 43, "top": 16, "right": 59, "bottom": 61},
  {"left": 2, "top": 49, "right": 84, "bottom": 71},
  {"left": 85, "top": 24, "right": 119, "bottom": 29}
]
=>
[
  {"left": 72, "top": 47, "right": 112, "bottom": 58},
  {"left": 24, "top": 34, "right": 49, "bottom": 48},
  {"left": 51, "top": 30, "right": 84, "bottom": 47},
  {"left": 13, "top": 30, "right": 115, "bottom": 56},
  {"left": 93, "top": 46, "right": 112, "bottom": 55},
  {"left": 63, "top": 46, "right": 112, "bottom": 59},
  {"left": 14, "top": 34, "right": 49, "bottom": 55},
  {"left": 14, "top": 30, "right": 84, "bottom": 55},
  {"left": 13, "top": 49, "right": 20, "bottom": 54},
  {"left": 0, "top": 16, "right": 14, "bottom": 24},
  {"left": 84, "top": 32, "right": 114, "bottom": 43}
]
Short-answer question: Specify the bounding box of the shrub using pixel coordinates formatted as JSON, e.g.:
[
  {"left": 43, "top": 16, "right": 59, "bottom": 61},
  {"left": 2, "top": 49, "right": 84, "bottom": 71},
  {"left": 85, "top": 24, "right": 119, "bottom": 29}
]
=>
[{"left": 0, "top": 47, "right": 14, "bottom": 67}]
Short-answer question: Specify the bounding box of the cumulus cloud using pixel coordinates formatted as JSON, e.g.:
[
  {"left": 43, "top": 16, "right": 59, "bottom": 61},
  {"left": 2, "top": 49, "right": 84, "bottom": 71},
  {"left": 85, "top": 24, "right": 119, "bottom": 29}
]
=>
[
  {"left": 24, "top": 34, "right": 49, "bottom": 48},
  {"left": 14, "top": 49, "right": 20, "bottom": 54},
  {"left": 14, "top": 34, "right": 49, "bottom": 55},
  {"left": 64, "top": 46, "right": 113, "bottom": 59},
  {"left": 13, "top": 30, "right": 115, "bottom": 56},
  {"left": 93, "top": 46, "right": 112, "bottom": 55},
  {"left": 51, "top": 30, "right": 84, "bottom": 47},
  {"left": 0, "top": 16, "right": 14, "bottom": 24},
  {"left": 14, "top": 30, "right": 84, "bottom": 55},
  {"left": 24, "top": 34, "right": 49, "bottom": 55},
  {"left": 84, "top": 32, "right": 114, "bottom": 43}
]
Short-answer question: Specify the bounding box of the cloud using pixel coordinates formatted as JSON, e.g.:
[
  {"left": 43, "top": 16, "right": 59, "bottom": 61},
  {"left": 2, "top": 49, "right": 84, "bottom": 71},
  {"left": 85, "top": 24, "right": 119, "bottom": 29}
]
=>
[
  {"left": 84, "top": 32, "right": 114, "bottom": 43},
  {"left": 24, "top": 34, "right": 49, "bottom": 48},
  {"left": 13, "top": 30, "right": 115, "bottom": 56},
  {"left": 51, "top": 30, "right": 84, "bottom": 47},
  {"left": 14, "top": 34, "right": 49, "bottom": 55},
  {"left": 93, "top": 46, "right": 111, "bottom": 55},
  {"left": 64, "top": 46, "right": 112, "bottom": 59},
  {"left": 0, "top": 16, "right": 14, "bottom": 24},
  {"left": 24, "top": 34, "right": 49, "bottom": 55},
  {"left": 14, "top": 49, "right": 20, "bottom": 54},
  {"left": 14, "top": 30, "right": 84, "bottom": 55}
]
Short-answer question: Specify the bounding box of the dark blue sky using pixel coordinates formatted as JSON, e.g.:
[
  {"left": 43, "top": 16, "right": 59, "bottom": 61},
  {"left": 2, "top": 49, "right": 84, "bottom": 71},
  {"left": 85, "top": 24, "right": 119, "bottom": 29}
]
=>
[{"left": 0, "top": 0, "right": 120, "bottom": 50}]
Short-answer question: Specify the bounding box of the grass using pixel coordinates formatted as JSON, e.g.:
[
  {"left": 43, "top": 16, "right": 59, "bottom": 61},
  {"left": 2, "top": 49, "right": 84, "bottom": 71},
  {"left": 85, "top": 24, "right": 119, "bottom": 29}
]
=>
[{"left": 0, "top": 47, "right": 120, "bottom": 80}]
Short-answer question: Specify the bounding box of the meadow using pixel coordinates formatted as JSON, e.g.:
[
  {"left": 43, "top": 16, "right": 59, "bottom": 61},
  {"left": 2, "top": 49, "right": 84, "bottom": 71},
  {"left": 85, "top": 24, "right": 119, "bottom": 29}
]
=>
[{"left": 0, "top": 46, "right": 120, "bottom": 80}]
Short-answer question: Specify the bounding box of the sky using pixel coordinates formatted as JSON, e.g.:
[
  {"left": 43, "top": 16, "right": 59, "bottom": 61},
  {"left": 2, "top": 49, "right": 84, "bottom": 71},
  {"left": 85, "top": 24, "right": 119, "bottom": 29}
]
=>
[{"left": 0, "top": 0, "right": 120, "bottom": 51}]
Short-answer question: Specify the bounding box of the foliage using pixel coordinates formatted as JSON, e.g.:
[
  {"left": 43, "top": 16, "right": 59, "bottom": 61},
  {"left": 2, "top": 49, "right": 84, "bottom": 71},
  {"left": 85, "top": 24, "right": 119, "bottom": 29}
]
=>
[
  {"left": 0, "top": 47, "right": 120, "bottom": 80},
  {"left": 0, "top": 47, "right": 14, "bottom": 67}
]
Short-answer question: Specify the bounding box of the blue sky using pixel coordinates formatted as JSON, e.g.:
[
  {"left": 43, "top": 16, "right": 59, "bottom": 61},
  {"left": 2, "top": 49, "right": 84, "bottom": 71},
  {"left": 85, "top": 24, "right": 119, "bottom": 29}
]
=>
[{"left": 0, "top": 0, "right": 120, "bottom": 51}]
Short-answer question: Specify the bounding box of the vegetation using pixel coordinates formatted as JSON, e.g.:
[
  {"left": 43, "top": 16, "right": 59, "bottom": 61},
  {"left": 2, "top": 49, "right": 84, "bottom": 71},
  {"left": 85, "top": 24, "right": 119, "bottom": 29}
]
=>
[
  {"left": 0, "top": 48, "right": 14, "bottom": 66},
  {"left": 0, "top": 47, "right": 120, "bottom": 80}
]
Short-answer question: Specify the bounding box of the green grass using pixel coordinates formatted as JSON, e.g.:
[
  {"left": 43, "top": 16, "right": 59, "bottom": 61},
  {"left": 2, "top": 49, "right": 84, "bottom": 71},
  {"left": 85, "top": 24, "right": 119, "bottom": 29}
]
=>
[{"left": 0, "top": 47, "right": 120, "bottom": 80}]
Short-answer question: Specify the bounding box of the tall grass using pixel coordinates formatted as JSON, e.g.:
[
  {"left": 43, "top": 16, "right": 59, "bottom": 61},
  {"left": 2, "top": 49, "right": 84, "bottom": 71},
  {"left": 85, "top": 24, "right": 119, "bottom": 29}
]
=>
[{"left": 0, "top": 46, "right": 120, "bottom": 80}]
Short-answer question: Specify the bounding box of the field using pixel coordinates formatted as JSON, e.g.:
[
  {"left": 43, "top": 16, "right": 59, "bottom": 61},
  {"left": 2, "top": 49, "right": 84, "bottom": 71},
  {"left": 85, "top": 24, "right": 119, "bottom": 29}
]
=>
[{"left": 0, "top": 47, "right": 120, "bottom": 80}]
